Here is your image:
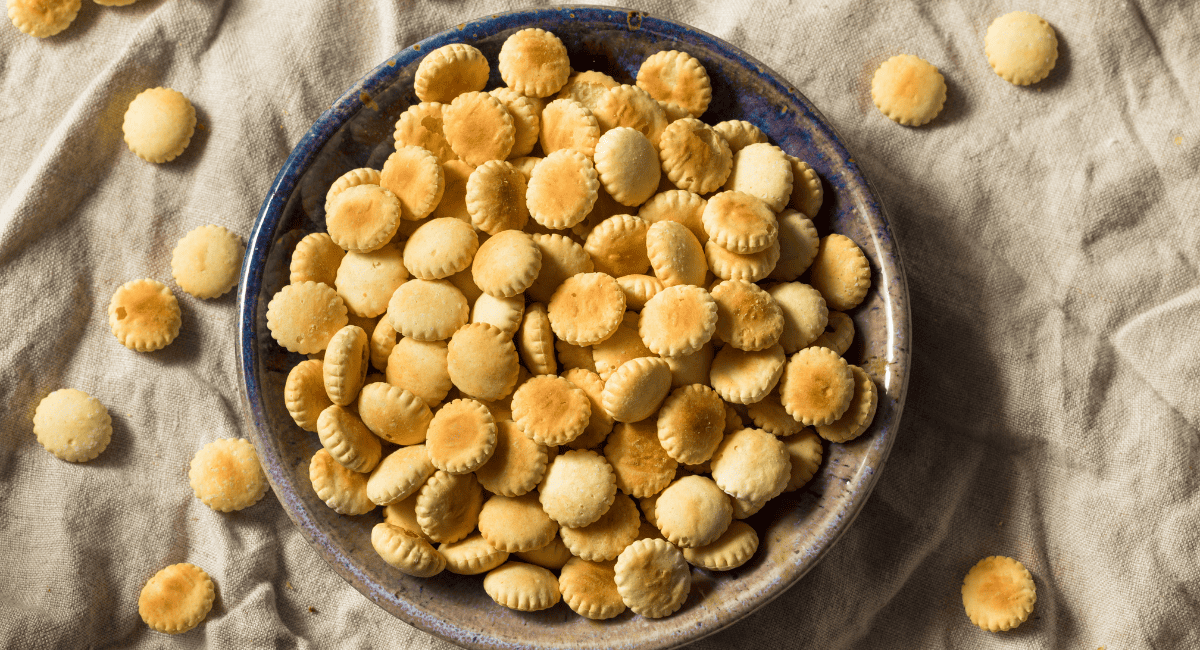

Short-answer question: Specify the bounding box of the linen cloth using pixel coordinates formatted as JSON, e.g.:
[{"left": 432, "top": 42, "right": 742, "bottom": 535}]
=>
[{"left": 2, "top": 0, "right": 1198, "bottom": 647}]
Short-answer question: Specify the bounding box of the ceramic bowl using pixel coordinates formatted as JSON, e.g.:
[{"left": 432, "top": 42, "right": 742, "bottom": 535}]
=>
[{"left": 237, "top": 6, "right": 910, "bottom": 649}]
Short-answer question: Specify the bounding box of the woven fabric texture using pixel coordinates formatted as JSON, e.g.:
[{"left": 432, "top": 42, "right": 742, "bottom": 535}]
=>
[{"left": 1, "top": 1, "right": 1197, "bottom": 648}]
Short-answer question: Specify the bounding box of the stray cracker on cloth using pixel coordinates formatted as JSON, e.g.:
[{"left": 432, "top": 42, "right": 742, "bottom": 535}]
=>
[
  {"left": 985, "top": 12, "right": 1058, "bottom": 86},
  {"left": 138, "top": 563, "right": 215, "bottom": 634},
  {"left": 109, "top": 278, "right": 182, "bottom": 352},
  {"left": 871, "top": 54, "right": 947, "bottom": 127},
  {"left": 188, "top": 438, "right": 269, "bottom": 512},
  {"left": 171, "top": 225, "right": 244, "bottom": 299},
  {"left": 32, "top": 388, "right": 112, "bottom": 463},
  {"left": 962, "top": 556, "right": 1037, "bottom": 632},
  {"left": 122, "top": 87, "right": 196, "bottom": 163}
]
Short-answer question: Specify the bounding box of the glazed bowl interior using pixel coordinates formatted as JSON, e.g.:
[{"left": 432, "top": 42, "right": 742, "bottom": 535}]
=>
[{"left": 237, "top": 6, "right": 910, "bottom": 649}]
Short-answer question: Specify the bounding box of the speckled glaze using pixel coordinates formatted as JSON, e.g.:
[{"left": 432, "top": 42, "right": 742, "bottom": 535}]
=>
[{"left": 237, "top": 7, "right": 910, "bottom": 649}]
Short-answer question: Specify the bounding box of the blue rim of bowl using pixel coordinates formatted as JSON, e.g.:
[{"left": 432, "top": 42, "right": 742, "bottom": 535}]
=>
[{"left": 238, "top": 5, "right": 910, "bottom": 648}]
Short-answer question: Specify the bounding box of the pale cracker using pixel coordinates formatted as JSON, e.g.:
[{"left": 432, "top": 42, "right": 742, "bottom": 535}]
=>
[
  {"left": 604, "top": 417, "right": 678, "bottom": 498},
  {"left": 768, "top": 209, "right": 820, "bottom": 281},
  {"left": 653, "top": 475, "right": 732, "bottom": 548},
  {"left": 559, "top": 492, "right": 640, "bottom": 562},
  {"left": 326, "top": 168, "right": 383, "bottom": 213},
  {"left": 709, "top": 427, "right": 790, "bottom": 503},
  {"left": 488, "top": 87, "right": 541, "bottom": 157},
  {"left": 325, "top": 184, "right": 402, "bottom": 252},
  {"left": 809, "top": 310, "right": 854, "bottom": 356},
  {"left": 478, "top": 492, "right": 559, "bottom": 553},
  {"left": 702, "top": 190, "right": 779, "bottom": 254},
  {"left": 372, "top": 522, "right": 446, "bottom": 577},
  {"left": 712, "top": 119, "right": 767, "bottom": 153},
  {"left": 658, "top": 118, "right": 731, "bottom": 194},
  {"left": 781, "top": 428, "right": 823, "bottom": 492},
  {"left": 636, "top": 50, "right": 712, "bottom": 117},
  {"left": 122, "top": 87, "right": 196, "bottom": 163},
  {"left": 656, "top": 384, "right": 725, "bottom": 464},
  {"left": 289, "top": 232, "right": 344, "bottom": 287},
  {"left": 786, "top": 158, "right": 824, "bottom": 219},
  {"left": 465, "top": 160, "right": 529, "bottom": 234},
  {"left": 769, "top": 282, "right": 829, "bottom": 353},
  {"left": 526, "top": 149, "right": 600, "bottom": 230},
  {"left": 601, "top": 357, "right": 673, "bottom": 424},
  {"left": 708, "top": 342, "right": 786, "bottom": 404},
  {"left": 32, "top": 388, "right": 112, "bottom": 462},
  {"left": 109, "top": 278, "right": 182, "bottom": 352},
  {"left": 517, "top": 302, "right": 557, "bottom": 375},
  {"left": 985, "top": 12, "right": 1058, "bottom": 86},
  {"left": 322, "top": 325, "right": 369, "bottom": 406},
  {"left": 316, "top": 405, "right": 382, "bottom": 473},
  {"left": 498, "top": 28, "right": 571, "bottom": 97},
  {"left": 385, "top": 337, "right": 452, "bottom": 408},
  {"left": 962, "top": 556, "right": 1037, "bottom": 631},
  {"left": 188, "top": 438, "right": 268, "bottom": 512},
  {"left": 414, "top": 43, "right": 489, "bottom": 103},
  {"left": 705, "top": 237, "right": 780, "bottom": 283},
  {"left": 309, "top": 448, "right": 375, "bottom": 515},
  {"left": 547, "top": 272, "right": 626, "bottom": 346},
  {"left": 446, "top": 323, "right": 520, "bottom": 401},
  {"left": 593, "top": 84, "right": 668, "bottom": 151},
  {"left": 638, "top": 285, "right": 717, "bottom": 358},
  {"left": 471, "top": 229, "right": 541, "bottom": 298},
  {"left": 593, "top": 127, "right": 661, "bottom": 206},
  {"left": 539, "top": 97, "right": 600, "bottom": 157},
  {"left": 809, "top": 233, "right": 872, "bottom": 311},
  {"left": 871, "top": 54, "right": 946, "bottom": 127},
  {"left": 814, "top": 365, "right": 878, "bottom": 443},
  {"left": 138, "top": 563, "right": 214, "bottom": 634},
  {"left": 171, "top": 225, "right": 243, "bottom": 299},
  {"left": 471, "top": 292, "right": 525, "bottom": 337},
  {"left": 745, "top": 388, "right": 804, "bottom": 437},
  {"left": 559, "top": 558, "right": 626, "bottom": 620},
  {"left": 613, "top": 538, "right": 690, "bottom": 618},
  {"left": 475, "top": 419, "right": 549, "bottom": 497},
  {"left": 483, "top": 562, "right": 562, "bottom": 611},
  {"left": 592, "top": 311, "right": 654, "bottom": 382},
  {"left": 723, "top": 143, "right": 793, "bottom": 212},
  {"left": 367, "top": 446, "right": 439, "bottom": 506},
  {"left": 285, "top": 360, "right": 332, "bottom": 432},
  {"left": 358, "top": 382, "right": 432, "bottom": 445},
  {"left": 386, "top": 278, "right": 468, "bottom": 342},
  {"left": 334, "top": 243, "right": 408, "bottom": 318},
  {"left": 415, "top": 470, "right": 483, "bottom": 544},
  {"left": 439, "top": 534, "right": 509, "bottom": 576},
  {"left": 645, "top": 220, "right": 707, "bottom": 288},
  {"left": 638, "top": 187, "right": 710, "bottom": 245},
  {"left": 403, "top": 216, "right": 479, "bottom": 281},
  {"left": 443, "top": 91, "right": 515, "bottom": 165},
  {"left": 710, "top": 279, "right": 784, "bottom": 351},
  {"left": 425, "top": 398, "right": 498, "bottom": 474},
  {"left": 538, "top": 449, "right": 617, "bottom": 528},
  {"left": 526, "top": 233, "right": 594, "bottom": 304},
  {"left": 556, "top": 70, "right": 619, "bottom": 112},
  {"left": 394, "top": 103, "right": 457, "bottom": 165},
  {"left": 511, "top": 375, "right": 591, "bottom": 446},
  {"left": 585, "top": 214, "right": 651, "bottom": 277},
  {"left": 380, "top": 145, "right": 446, "bottom": 221},
  {"left": 562, "top": 368, "right": 615, "bottom": 450},
  {"left": 681, "top": 520, "right": 759, "bottom": 571},
  {"left": 516, "top": 535, "right": 574, "bottom": 570}
]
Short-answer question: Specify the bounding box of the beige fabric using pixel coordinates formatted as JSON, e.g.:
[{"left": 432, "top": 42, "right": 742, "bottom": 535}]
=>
[{"left": 1, "top": 0, "right": 1198, "bottom": 647}]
